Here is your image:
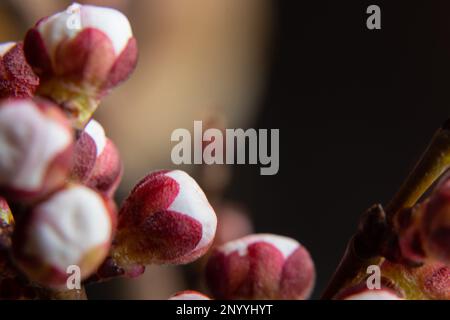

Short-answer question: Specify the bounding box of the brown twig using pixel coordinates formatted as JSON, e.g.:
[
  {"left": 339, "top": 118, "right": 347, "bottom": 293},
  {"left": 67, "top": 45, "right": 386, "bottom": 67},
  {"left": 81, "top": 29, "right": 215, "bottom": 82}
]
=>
[{"left": 321, "top": 119, "right": 450, "bottom": 299}]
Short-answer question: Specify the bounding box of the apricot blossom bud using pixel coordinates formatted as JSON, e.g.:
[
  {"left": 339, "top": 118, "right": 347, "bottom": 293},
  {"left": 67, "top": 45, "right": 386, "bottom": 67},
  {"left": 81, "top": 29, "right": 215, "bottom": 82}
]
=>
[
  {"left": 205, "top": 234, "right": 315, "bottom": 300},
  {"left": 114, "top": 170, "right": 217, "bottom": 267},
  {"left": 420, "top": 179, "right": 450, "bottom": 264},
  {"left": 379, "top": 260, "right": 449, "bottom": 299},
  {"left": 71, "top": 119, "right": 122, "bottom": 196},
  {"left": 0, "top": 42, "right": 39, "bottom": 98},
  {"left": 70, "top": 130, "right": 97, "bottom": 182},
  {"left": 169, "top": 290, "right": 211, "bottom": 300},
  {"left": 0, "top": 196, "right": 13, "bottom": 242},
  {"left": 0, "top": 197, "right": 14, "bottom": 277},
  {"left": 13, "top": 184, "right": 115, "bottom": 288},
  {"left": 335, "top": 285, "right": 403, "bottom": 300},
  {"left": 24, "top": 3, "right": 138, "bottom": 127},
  {"left": 0, "top": 99, "right": 73, "bottom": 200},
  {"left": 85, "top": 121, "right": 122, "bottom": 197}
]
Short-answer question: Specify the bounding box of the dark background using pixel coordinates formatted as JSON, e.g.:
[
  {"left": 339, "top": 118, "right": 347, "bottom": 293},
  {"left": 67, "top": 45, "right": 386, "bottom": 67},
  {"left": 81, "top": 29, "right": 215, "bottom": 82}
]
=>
[{"left": 229, "top": 1, "right": 450, "bottom": 298}]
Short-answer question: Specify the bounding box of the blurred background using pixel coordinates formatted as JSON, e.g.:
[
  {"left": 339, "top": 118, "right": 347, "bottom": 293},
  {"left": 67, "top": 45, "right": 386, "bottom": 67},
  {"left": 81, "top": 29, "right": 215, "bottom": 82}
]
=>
[{"left": 1, "top": 0, "right": 449, "bottom": 299}]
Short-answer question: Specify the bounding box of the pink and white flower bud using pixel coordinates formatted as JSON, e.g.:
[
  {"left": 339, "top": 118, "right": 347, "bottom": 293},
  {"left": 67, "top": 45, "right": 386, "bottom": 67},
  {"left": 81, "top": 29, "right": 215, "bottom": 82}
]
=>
[
  {"left": 0, "top": 196, "right": 13, "bottom": 246},
  {"left": 0, "top": 196, "right": 14, "bottom": 277},
  {"left": 71, "top": 119, "right": 122, "bottom": 196},
  {"left": 0, "top": 197, "right": 13, "bottom": 232},
  {"left": 24, "top": 3, "right": 138, "bottom": 127},
  {"left": 70, "top": 129, "right": 97, "bottom": 182},
  {"left": 114, "top": 170, "right": 217, "bottom": 267},
  {"left": 169, "top": 290, "right": 211, "bottom": 300},
  {"left": 205, "top": 234, "right": 315, "bottom": 300},
  {"left": 420, "top": 179, "right": 450, "bottom": 264},
  {"left": 0, "top": 42, "right": 39, "bottom": 99},
  {"left": 13, "top": 184, "right": 115, "bottom": 288},
  {"left": 85, "top": 120, "right": 122, "bottom": 197},
  {"left": 335, "top": 284, "right": 403, "bottom": 300},
  {"left": 0, "top": 99, "right": 73, "bottom": 201}
]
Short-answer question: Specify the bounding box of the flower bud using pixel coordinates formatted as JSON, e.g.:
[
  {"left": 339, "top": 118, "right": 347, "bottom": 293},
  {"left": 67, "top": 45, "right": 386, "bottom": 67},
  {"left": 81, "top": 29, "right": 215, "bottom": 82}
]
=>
[
  {"left": 0, "top": 196, "right": 13, "bottom": 242},
  {"left": 70, "top": 129, "right": 98, "bottom": 183},
  {"left": 0, "top": 99, "right": 73, "bottom": 201},
  {"left": 13, "top": 184, "right": 115, "bottom": 288},
  {"left": 85, "top": 121, "right": 122, "bottom": 197},
  {"left": 335, "top": 284, "right": 403, "bottom": 300},
  {"left": 71, "top": 119, "right": 122, "bottom": 196},
  {"left": 114, "top": 170, "right": 217, "bottom": 267},
  {"left": 380, "top": 260, "right": 449, "bottom": 299},
  {"left": 0, "top": 42, "right": 39, "bottom": 99},
  {"left": 24, "top": 3, "right": 138, "bottom": 128},
  {"left": 0, "top": 197, "right": 14, "bottom": 278},
  {"left": 420, "top": 179, "right": 450, "bottom": 264},
  {"left": 205, "top": 234, "right": 315, "bottom": 300},
  {"left": 169, "top": 290, "right": 211, "bottom": 300},
  {"left": 394, "top": 207, "right": 426, "bottom": 265},
  {"left": 413, "top": 262, "right": 450, "bottom": 300},
  {"left": 0, "top": 196, "right": 13, "bottom": 250}
]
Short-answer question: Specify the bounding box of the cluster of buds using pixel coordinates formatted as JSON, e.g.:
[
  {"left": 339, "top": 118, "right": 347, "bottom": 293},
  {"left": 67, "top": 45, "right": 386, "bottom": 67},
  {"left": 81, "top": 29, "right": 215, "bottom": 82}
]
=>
[{"left": 0, "top": 3, "right": 220, "bottom": 298}]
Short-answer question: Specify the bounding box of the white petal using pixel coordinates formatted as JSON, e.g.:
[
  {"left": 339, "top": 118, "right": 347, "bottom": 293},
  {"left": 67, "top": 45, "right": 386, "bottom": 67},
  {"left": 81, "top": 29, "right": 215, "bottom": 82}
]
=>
[
  {"left": 165, "top": 170, "right": 217, "bottom": 251},
  {"left": 169, "top": 292, "right": 210, "bottom": 300},
  {"left": 219, "top": 234, "right": 299, "bottom": 258},
  {"left": 0, "top": 42, "right": 16, "bottom": 56},
  {"left": 0, "top": 100, "right": 71, "bottom": 191},
  {"left": 85, "top": 119, "right": 106, "bottom": 156},
  {"left": 38, "top": 3, "right": 133, "bottom": 59},
  {"left": 25, "top": 185, "right": 112, "bottom": 270},
  {"left": 345, "top": 290, "right": 403, "bottom": 300}
]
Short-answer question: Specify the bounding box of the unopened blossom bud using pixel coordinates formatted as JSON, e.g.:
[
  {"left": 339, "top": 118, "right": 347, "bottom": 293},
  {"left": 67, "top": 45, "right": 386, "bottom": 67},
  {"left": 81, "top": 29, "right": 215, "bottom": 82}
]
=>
[
  {"left": 205, "top": 234, "right": 315, "bottom": 300},
  {"left": 169, "top": 290, "right": 211, "bottom": 300},
  {"left": 70, "top": 130, "right": 97, "bottom": 182},
  {"left": 85, "top": 121, "right": 122, "bottom": 197},
  {"left": 0, "top": 42, "right": 39, "bottom": 99},
  {"left": 380, "top": 260, "right": 449, "bottom": 299},
  {"left": 420, "top": 179, "right": 450, "bottom": 264},
  {"left": 334, "top": 284, "right": 403, "bottom": 300},
  {"left": 412, "top": 262, "right": 450, "bottom": 299},
  {"left": 0, "top": 196, "right": 13, "bottom": 243},
  {"left": 24, "top": 3, "right": 138, "bottom": 127},
  {"left": 0, "top": 197, "right": 14, "bottom": 278},
  {"left": 0, "top": 197, "right": 13, "bottom": 258},
  {"left": 0, "top": 99, "right": 73, "bottom": 200},
  {"left": 71, "top": 119, "right": 122, "bottom": 196},
  {"left": 13, "top": 184, "right": 115, "bottom": 288},
  {"left": 114, "top": 170, "right": 217, "bottom": 267},
  {"left": 395, "top": 207, "right": 426, "bottom": 265}
]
